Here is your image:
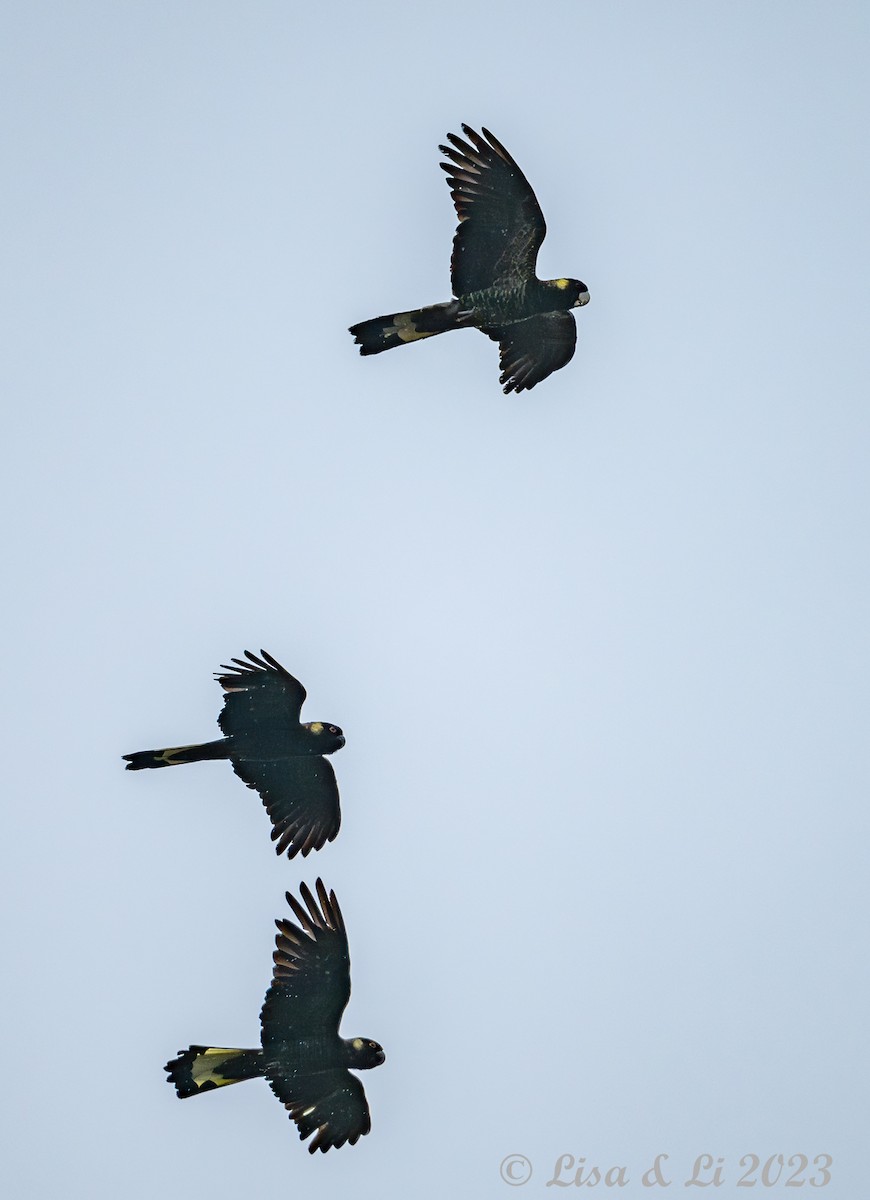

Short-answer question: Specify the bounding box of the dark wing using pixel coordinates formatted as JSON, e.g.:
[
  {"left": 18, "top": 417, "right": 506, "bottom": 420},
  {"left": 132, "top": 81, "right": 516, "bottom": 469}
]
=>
[
  {"left": 260, "top": 881, "right": 350, "bottom": 1042},
  {"left": 483, "top": 311, "right": 577, "bottom": 394},
  {"left": 216, "top": 649, "right": 305, "bottom": 737},
  {"left": 268, "top": 1069, "right": 371, "bottom": 1153},
  {"left": 440, "top": 124, "right": 546, "bottom": 295},
  {"left": 230, "top": 755, "right": 340, "bottom": 857}
]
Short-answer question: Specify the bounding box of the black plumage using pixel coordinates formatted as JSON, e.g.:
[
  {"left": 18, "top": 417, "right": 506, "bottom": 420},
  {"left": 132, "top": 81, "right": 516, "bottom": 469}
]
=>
[
  {"left": 123, "top": 650, "right": 344, "bottom": 858},
  {"left": 165, "top": 880, "right": 384, "bottom": 1153},
  {"left": 349, "top": 124, "right": 590, "bottom": 394}
]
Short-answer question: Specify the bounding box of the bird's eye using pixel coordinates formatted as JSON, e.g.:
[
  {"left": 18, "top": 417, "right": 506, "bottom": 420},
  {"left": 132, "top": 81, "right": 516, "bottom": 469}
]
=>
[{"left": 329, "top": 726, "right": 338, "bottom": 734}]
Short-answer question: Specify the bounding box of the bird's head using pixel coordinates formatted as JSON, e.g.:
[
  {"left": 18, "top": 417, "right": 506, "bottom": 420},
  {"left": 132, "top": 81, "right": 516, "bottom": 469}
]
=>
[
  {"left": 303, "top": 722, "right": 346, "bottom": 753},
  {"left": 346, "top": 1037, "right": 386, "bottom": 1069},
  {"left": 551, "top": 277, "right": 590, "bottom": 309}
]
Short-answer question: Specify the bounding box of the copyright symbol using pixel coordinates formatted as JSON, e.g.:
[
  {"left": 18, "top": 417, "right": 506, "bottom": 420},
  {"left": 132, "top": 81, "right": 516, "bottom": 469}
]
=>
[{"left": 500, "top": 1154, "right": 533, "bottom": 1186}]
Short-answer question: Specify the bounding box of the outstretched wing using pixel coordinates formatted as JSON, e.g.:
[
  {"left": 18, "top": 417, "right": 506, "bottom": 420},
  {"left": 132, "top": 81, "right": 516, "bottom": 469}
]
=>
[
  {"left": 216, "top": 649, "right": 305, "bottom": 738},
  {"left": 440, "top": 124, "right": 546, "bottom": 295},
  {"left": 261, "top": 884, "right": 369, "bottom": 1151},
  {"left": 230, "top": 755, "right": 341, "bottom": 857},
  {"left": 268, "top": 1069, "right": 371, "bottom": 1154},
  {"left": 261, "top": 881, "right": 351, "bottom": 1042},
  {"left": 483, "top": 311, "right": 577, "bottom": 394}
]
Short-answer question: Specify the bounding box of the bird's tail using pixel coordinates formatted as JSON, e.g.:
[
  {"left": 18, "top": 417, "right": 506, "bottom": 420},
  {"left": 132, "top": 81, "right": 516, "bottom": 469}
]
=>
[
  {"left": 122, "top": 739, "right": 230, "bottom": 770},
  {"left": 165, "top": 1046, "right": 264, "bottom": 1098},
  {"left": 349, "top": 300, "right": 465, "bottom": 355}
]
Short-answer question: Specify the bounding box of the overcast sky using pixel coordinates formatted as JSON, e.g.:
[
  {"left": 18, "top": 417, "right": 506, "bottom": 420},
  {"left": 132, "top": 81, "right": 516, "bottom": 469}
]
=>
[{"left": 3, "top": 2, "right": 869, "bottom": 1197}]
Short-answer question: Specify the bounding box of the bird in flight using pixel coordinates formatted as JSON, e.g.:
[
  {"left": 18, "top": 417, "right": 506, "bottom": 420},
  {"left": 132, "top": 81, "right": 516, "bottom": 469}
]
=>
[
  {"left": 166, "top": 880, "right": 385, "bottom": 1153},
  {"left": 123, "top": 650, "right": 344, "bottom": 858},
  {"left": 349, "top": 123, "right": 590, "bottom": 394}
]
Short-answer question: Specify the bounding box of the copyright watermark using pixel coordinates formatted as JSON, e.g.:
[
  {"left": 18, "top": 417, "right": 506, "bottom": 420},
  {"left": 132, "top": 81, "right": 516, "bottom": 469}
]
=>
[
  {"left": 498, "top": 1152, "right": 833, "bottom": 1188},
  {"left": 501, "top": 1154, "right": 533, "bottom": 1186}
]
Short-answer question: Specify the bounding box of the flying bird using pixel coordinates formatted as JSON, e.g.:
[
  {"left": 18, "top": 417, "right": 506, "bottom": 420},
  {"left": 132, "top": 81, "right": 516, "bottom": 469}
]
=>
[
  {"left": 166, "top": 880, "right": 385, "bottom": 1153},
  {"left": 123, "top": 650, "right": 344, "bottom": 858},
  {"left": 349, "top": 123, "right": 590, "bottom": 394}
]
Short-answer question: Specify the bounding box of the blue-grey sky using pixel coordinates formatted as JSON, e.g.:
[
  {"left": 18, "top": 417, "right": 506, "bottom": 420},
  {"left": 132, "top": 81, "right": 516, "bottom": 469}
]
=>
[{"left": 3, "top": 2, "right": 868, "bottom": 1196}]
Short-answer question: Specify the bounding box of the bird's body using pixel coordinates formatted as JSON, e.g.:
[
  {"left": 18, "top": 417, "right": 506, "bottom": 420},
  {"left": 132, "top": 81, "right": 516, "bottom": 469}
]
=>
[
  {"left": 123, "top": 650, "right": 345, "bottom": 857},
  {"left": 350, "top": 124, "right": 590, "bottom": 393},
  {"left": 264, "top": 1032, "right": 346, "bottom": 1075},
  {"left": 166, "top": 881, "right": 384, "bottom": 1153},
  {"left": 169, "top": 1035, "right": 370, "bottom": 1095}
]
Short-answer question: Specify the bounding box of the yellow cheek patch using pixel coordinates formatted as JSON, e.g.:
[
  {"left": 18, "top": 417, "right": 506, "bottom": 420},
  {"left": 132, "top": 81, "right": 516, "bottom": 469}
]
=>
[
  {"left": 555, "top": 278, "right": 570, "bottom": 290},
  {"left": 391, "top": 312, "right": 436, "bottom": 343},
  {"left": 352, "top": 1038, "right": 363, "bottom": 1050},
  {"left": 309, "top": 722, "right": 324, "bottom": 734}
]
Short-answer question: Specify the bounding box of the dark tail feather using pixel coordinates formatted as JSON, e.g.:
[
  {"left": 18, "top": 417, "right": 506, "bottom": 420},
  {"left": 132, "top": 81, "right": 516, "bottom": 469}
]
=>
[
  {"left": 349, "top": 300, "right": 463, "bottom": 355},
  {"left": 165, "top": 1046, "right": 264, "bottom": 1098},
  {"left": 122, "top": 739, "right": 230, "bottom": 770}
]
